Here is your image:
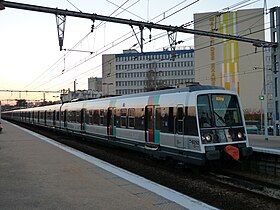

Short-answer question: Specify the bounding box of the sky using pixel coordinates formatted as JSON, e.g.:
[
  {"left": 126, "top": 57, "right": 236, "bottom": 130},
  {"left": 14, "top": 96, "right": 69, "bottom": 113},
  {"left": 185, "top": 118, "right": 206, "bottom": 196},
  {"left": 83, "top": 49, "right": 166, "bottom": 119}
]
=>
[{"left": 0, "top": 0, "right": 279, "bottom": 103}]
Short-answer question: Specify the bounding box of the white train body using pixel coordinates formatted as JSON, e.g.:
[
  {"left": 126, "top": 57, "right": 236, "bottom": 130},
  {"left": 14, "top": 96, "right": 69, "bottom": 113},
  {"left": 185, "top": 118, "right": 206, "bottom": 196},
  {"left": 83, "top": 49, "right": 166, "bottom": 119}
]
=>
[{"left": 2, "top": 85, "right": 253, "bottom": 165}]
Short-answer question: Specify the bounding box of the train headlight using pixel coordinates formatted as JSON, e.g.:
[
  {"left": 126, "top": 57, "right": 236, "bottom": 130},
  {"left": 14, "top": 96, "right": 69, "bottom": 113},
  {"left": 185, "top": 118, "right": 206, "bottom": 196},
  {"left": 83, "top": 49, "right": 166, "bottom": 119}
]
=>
[
  {"left": 205, "top": 134, "right": 212, "bottom": 142},
  {"left": 237, "top": 132, "right": 243, "bottom": 139}
]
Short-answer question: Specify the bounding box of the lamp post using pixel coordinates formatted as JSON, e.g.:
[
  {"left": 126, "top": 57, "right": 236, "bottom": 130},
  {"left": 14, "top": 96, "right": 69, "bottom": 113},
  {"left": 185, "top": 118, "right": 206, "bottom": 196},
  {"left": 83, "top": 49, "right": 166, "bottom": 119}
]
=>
[
  {"left": 254, "top": 56, "right": 268, "bottom": 140},
  {"left": 74, "top": 79, "right": 77, "bottom": 93}
]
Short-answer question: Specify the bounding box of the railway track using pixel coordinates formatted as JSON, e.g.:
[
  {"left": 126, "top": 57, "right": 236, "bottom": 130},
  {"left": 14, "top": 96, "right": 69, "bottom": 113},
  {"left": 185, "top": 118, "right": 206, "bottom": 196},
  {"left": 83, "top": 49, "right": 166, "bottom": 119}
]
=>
[
  {"left": 204, "top": 171, "right": 280, "bottom": 201},
  {"left": 9, "top": 121, "right": 280, "bottom": 210}
]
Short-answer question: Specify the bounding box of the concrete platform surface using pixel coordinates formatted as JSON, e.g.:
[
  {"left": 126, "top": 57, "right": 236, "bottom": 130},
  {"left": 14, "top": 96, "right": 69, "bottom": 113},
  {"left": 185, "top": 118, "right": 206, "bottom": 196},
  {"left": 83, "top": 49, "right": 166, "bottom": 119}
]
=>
[
  {"left": 248, "top": 134, "right": 280, "bottom": 154},
  {"left": 0, "top": 120, "right": 216, "bottom": 210}
]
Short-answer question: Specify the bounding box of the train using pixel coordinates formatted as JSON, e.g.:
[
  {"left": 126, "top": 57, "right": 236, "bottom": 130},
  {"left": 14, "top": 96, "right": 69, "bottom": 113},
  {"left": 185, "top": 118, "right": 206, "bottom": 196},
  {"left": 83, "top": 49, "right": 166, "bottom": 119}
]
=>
[{"left": 1, "top": 84, "right": 253, "bottom": 166}]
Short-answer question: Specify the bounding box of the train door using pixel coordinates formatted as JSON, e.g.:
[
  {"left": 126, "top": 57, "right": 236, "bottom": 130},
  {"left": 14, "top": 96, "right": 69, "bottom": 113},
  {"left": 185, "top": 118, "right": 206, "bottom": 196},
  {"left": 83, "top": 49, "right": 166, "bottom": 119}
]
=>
[
  {"left": 37, "top": 111, "right": 40, "bottom": 123},
  {"left": 107, "top": 107, "right": 116, "bottom": 137},
  {"left": 145, "top": 105, "right": 160, "bottom": 144},
  {"left": 64, "top": 110, "right": 67, "bottom": 128},
  {"left": 81, "top": 109, "right": 85, "bottom": 131},
  {"left": 32, "top": 111, "right": 34, "bottom": 123},
  {"left": 56, "top": 110, "right": 60, "bottom": 128},
  {"left": 175, "top": 105, "right": 185, "bottom": 148},
  {"left": 44, "top": 111, "right": 47, "bottom": 125},
  {"left": 53, "top": 111, "right": 56, "bottom": 126}
]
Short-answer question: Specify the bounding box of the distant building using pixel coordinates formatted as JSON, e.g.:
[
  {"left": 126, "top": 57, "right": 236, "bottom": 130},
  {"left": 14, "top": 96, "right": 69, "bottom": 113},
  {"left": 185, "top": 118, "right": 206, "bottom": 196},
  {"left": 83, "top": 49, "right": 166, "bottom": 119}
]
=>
[
  {"left": 88, "top": 77, "right": 102, "bottom": 92},
  {"left": 60, "top": 89, "right": 102, "bottom": 103},
  {"left": 194, "top": 8, "right": 265, "bottom": 111},
  {"left": 102, "top": 48, "right": 195, "bottom": 95}
]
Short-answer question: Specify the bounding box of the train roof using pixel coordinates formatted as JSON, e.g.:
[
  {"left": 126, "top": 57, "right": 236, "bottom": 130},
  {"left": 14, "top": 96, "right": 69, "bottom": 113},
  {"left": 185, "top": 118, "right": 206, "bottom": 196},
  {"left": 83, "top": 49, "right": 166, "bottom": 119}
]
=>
[
  {"left": 61, "top": 84, "right": 227, "bottom": 106},
  {"left": 104, "top": 84, "right": 226, "bottom": 100},
  {"left": 4, "top": 84, "right": 227, "bottom": 112}
]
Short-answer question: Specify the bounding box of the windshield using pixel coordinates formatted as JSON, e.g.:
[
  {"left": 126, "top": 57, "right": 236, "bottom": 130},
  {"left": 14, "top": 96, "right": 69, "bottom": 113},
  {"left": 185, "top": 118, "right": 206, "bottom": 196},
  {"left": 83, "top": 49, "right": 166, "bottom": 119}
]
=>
[{"left": 198, "top": 94, "right": 243, "bottom": 128}]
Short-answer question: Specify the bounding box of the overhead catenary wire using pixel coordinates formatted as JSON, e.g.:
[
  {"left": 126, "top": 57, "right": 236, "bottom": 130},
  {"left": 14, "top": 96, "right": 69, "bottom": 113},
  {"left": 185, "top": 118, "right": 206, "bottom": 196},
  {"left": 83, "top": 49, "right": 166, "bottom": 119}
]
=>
[
  {"left": 19, "top": 0, "right": 272, "bottom": 94},
  {"left": 46, "top": 24, "right": 271, "bottom": 93},
  {"left": 24, "top": 0, "right": 138, "bottom": 90},
  {"left": 44, "top": 15, "right": 272, "bottom": 92},
  {"left": 50, "top": 29, "right": 266, "bottom": 94},
  {"left": 30, "top": 0, "right": 201, "bottom": 91},
  {"left": 94, "top": 19, "right": 269, "bottom": 94},
  {"left": 66, "top": 0, "right": 83, "bottom": 13},
  {"left": 26, "top": 0, "right": 244, "bottom": 91},
  {"left": 27, "top": 0, "right": 202, "bottom": 90}
]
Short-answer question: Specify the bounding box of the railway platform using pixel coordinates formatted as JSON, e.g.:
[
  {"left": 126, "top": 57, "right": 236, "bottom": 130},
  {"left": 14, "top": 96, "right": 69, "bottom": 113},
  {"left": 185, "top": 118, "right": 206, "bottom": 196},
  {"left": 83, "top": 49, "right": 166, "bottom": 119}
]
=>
[
  {"left": 248, "top": 134, "right": 280, "bottom": 153},
  {"left": 0, "top": 120, "right": 216, "bottom": 210}
]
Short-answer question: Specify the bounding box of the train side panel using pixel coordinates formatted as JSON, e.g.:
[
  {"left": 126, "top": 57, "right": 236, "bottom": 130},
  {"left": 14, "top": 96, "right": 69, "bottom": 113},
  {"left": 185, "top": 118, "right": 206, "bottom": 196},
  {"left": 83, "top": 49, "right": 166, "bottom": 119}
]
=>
[
  {"left": 1, "top": 86, "right": 253, "bottom": 166},
  {"left": 113, "top": 96, "right": 147, "bottom": 144}
]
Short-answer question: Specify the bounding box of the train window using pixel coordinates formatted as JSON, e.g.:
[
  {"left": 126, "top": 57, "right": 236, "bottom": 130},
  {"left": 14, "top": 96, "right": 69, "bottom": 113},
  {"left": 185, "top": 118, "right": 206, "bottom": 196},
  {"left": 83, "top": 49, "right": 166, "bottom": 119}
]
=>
[
  {"left": 56, "top": 111, "right": 59, "bottom": 121},
  {"left": 44, "top": 111, "right": 47, "bottom": 124},
  {"left": 34, "top": 111, "right": 37, "bottom": 121},
  {"left": 40, "top": 112, "right": 44, "bottom": 121},
  {"left": 47, "top": 111, "right": 52, "bottom": 121},
  {"left": 185, "top": 107, "right": 198, "bottom": 136},
  {"left": 176, "top": 107, "right": 184, "bottom": 134},
  {"left": 135, "top": 108, "right": 145, "bottom": 130},
  {"left": 168, "top": 107, "right": 174, "bottom": 133},
  {"left": 114, "top": 109, "right": 119, "bottom": 127},
  {"left": 156, "top": 107, "right": 174, "bottom": 133},
  {"left": 70, "top": 111, "right": 73, "bottom": 122},
  {"left": 52, "top": 111, "right": 55, "bottom": 121},
  {"left": 100, "top": 109, "right": 104, "bottom": 125},
  {"left": 77, "top": 111, "right": 81, "bottom": 123},
  {"left": 128, "top": 108, "right": 135, "bottom": 128},
  {"left": 32, "top": 111, "right": 34, "bottom": 122},
  {"left": 85, "top": 110, "right": 89, "bottom": 124},
  {"left": 197, "top": 95, "right": 213, "bottom": 128},
  {"left": 89, "top": 110, "right": 93, "bottom": 125},
  {"left": 160, "top": 107, "right": 169, "bottom": 133},
  {"left": 103, "top": 110, "right": 107, "bottom": 126},
  {"left": 61, "top": 111, "right": 64, "bottom": 122},
  {"left": 27, "top": 112, "right": 30, "bottom": 121},
  {"left": 72, "top": 111, "right": 77, "bottom": 122},
  {"left": 74, "top": 111, "right": 77, "bottom": 122},
  {"left": 211, "top": 94, "right": 242, "bottom": 127},
  {"left": 67, "top": 111, "right": 72, "bottom": 122},
  {"left": 156, "top": 108, "right": 162, "bottom": 131},
  {"left": 64, "top": 110, "right": 67, "bottom": 123},
  {"left": 93, "top": 110, "right": 99, "bottom": 125},
  {"left": 147, "top": 107, "right": 153, "bottom": 130},
  {"left": 121, "top": 109, "right": 127, "bottom": 127}
]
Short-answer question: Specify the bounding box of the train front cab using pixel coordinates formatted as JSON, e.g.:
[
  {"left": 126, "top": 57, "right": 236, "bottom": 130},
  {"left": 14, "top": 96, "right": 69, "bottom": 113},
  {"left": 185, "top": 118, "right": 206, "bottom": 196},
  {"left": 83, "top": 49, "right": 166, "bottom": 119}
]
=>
[{"left": 197, "top": 92, "right": 253, "bottom": 162}]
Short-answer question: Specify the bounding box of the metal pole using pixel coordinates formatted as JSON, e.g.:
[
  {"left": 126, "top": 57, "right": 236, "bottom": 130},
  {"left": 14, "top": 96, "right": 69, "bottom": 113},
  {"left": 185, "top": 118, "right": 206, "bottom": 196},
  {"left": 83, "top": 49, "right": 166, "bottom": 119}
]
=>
[
  {"left": 263, "top": 47, "right": 268, "bottom": 140},
  {"left": 2, "top": 1, "right": 277, "bottom": 47},
  {"left": 260, "top": 98, "right": 262, "bottom": 134}
]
